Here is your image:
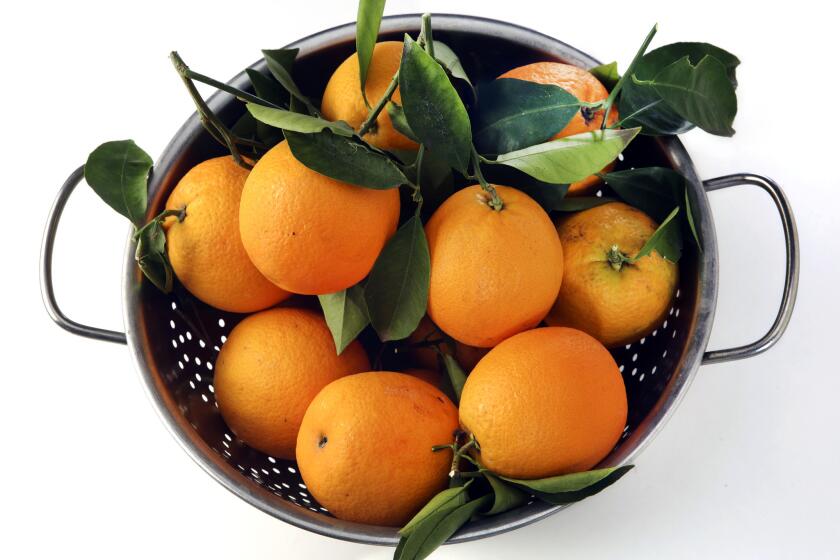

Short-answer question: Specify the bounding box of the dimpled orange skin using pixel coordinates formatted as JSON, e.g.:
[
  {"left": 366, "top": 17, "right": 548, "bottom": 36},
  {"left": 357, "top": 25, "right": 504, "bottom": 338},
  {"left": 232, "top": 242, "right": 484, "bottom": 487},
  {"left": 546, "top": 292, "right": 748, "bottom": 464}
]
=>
[
  {"left": 214, "top": 308, "right": 370, "bottom": 460},
  {"left": 546, "top": 202, "right": 679, "bottom": 347},
  {"left": 321, "top": 41, "right": 418, "bottom": 151},
  {"left": 460, "top": 327, "right": 628, "bottom": 479},
  {"left": 425, "top": 185, "right": 563, "bottom": 348},
  {"left": 296, "top": 372, "right": 458, "bottom": 526},
  {"left": 239, "top": 141, "right": 401, "bottom": 295},
  {"left": 405, "top": 316, "right": 490, "bottom": 372},
  {"left": 163, "top": 156, "right": 289, "bottom": 313},
  {"left": 499, "top": 62, "right": 619, "bottom": 195}
]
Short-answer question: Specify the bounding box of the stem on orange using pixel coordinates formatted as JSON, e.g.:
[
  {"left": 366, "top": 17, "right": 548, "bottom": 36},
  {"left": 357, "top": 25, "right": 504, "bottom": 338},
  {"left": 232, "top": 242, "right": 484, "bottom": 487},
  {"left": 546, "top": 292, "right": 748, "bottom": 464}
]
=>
[{"left": 607, "top": 244, "right": 631, "bottom": 271}]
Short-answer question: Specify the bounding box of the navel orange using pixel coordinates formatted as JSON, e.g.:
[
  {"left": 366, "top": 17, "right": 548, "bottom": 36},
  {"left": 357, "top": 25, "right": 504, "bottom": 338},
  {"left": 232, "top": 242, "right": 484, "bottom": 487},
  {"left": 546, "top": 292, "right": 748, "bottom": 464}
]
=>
[
  {"left": 546, "top": 202, "right": 678, "bottom": 347},
  {"left": 321, "top": 41, "right": 418, "bottom": 151},
  {"left": 460, "top": 327, "right": 628, "bottom": 479},
  {"left": 163, "top": 156, "right": 289, "bottom": 312},
  {"left": 214, "top": 307, "right": 370, "bottom": 459},
  {"left": 425, "top": 185, "right": 563, "bottom": 348},
  {"left": 239, "top": 141, "right": 401, "bottom": 295},
  {"left": 498, "top": 62, "right": 619, "bottom": 195},
  {"left": 296, "top": 372, "right": 458, "bottom": 526}
]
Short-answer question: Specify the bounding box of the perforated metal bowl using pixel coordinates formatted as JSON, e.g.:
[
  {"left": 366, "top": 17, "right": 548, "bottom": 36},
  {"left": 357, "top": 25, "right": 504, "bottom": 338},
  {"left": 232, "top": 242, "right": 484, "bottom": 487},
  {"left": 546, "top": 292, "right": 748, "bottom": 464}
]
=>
[{"left": 41, "top": 14, "right": 799, "bottom": 546}]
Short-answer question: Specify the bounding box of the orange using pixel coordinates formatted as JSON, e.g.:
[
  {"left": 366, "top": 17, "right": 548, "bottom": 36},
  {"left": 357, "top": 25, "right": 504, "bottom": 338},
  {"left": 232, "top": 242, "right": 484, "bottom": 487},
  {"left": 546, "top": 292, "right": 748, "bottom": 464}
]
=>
[
  {"left": 239, "top": 141, "right": 401, "bottom": 295},
  {"left": 321, "top": 41, "right": 418, "bottom": 151},
  {"left": 404, "top": 316, "right": 489, "bottom": 372},
  {"left": 296, "top": 372, "right": 458, "bottom": 526},
  {"left": 460, "top": 327, "right": 627, "bottom": 479},
  {"left": 425, "top": 185, "right": 563, "bottom": 348},
  {"left": 214, "top": 307, "right": 369, "bottom": 459},
  {"left": 499, "top": 62, "right": 619, "bottom": 195},
  {"left": 163, "top": 156, "right": 289, "bottom": 312},
  {"left": 546, "top": 202, "right": 678, "bottom": 347}
]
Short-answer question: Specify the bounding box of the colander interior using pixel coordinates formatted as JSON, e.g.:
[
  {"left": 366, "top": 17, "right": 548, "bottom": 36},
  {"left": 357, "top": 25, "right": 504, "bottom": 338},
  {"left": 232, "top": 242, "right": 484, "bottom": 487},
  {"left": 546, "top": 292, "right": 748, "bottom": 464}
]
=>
[{"left": 126, "top": 16, "right": 708, "bottom": 545}]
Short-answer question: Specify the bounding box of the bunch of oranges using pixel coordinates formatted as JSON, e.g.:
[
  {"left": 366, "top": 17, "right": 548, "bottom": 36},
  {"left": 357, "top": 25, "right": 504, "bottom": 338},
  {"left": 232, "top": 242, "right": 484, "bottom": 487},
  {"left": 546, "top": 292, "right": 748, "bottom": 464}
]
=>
[{"left": 160, "top": 41, "right": 677, "bottom": 527}]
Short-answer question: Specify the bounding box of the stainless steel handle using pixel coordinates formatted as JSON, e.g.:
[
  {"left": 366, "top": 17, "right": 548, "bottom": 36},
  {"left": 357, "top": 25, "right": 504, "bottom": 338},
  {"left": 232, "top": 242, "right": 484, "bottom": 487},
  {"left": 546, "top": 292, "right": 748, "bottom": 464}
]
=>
[
  {"left": 40, "top": 166, "right": 128, "bottom": 344},
  {"left": 701, "top": 173, "right": 799, "bottom": 364}
]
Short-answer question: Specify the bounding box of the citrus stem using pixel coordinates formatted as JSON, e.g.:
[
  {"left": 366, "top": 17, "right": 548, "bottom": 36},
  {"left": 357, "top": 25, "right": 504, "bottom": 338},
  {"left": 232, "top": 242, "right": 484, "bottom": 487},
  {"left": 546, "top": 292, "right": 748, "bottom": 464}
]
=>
[
  {"left": 181, "top": 65, "right": 285, "bottom": 110},
  {"left": 156, "top": 207, "right": 187, "bottom": 223},
  {"left": 470, "top": 146, "right": 504, "bottom": 211},
  {"left": 600, "top": 23, "right": 658, "bottom": 130},
  {"left": 607, "top": 244, "right": 631, "bottom": 271},
  {"left": 420, "top": 13, "right": 435, "bottom": 57},
  {"left": 357, "top": 70, "right": 399, "bottom": 137},
  {"left": 170, "top": 51, "right": 252, "bottom": 170}
]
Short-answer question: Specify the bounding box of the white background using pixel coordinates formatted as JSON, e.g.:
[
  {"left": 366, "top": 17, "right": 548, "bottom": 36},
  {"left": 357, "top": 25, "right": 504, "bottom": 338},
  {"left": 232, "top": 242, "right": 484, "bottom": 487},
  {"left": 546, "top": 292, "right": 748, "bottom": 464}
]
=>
[{"left": 2, "top": 1, "right": 838, "bottom": 558}]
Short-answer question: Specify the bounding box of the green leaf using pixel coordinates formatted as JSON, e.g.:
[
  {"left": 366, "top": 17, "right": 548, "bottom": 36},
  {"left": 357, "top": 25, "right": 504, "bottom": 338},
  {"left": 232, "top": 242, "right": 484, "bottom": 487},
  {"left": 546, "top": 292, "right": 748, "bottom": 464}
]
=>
[
  {"left": 632, "top": 206, "right": 682, "bottom": 262},
  {"left": 318, "top": 285, "right": 369, "bottom": 354},
  {"left": 134, "top": 219, "right": 173, "bottom": 293},
  {"left": 441, "top": 353, "right": 466, "bottom": 403},
  {"left": 246, "top": 68, "right": 290, "bottom": 108},
  {"left": 399, "top": 484, "right": 469, "bottom": 536},
  {"left": 262, "top": 48, "right": 318, "bottom": 115},
  {"left": 492, "top": 127, "right": 640, "bottom": 184},
  {"left": 396, "top": 495, "right": 492, "bottom": 560},
  {"left": 246, "top": 103, "right": 354, "bottom": 136},
  {"left": 484, "top": 472, "right": 529, "bottom": 515},
  {"left": 433, "top": 41, "right": 474, "bottom": 90},
  {"left": 473, "top": 78, "right": 580, "bottom": 154},
  {"left": 500, "top": 465, "right": 633, "bottom": 505},
  {"left": 590, "top": 61, "right": 620, "bottom": 90},
  {"left": 620, "top": 42, "right": 739, "bottom": 135},
  {"left": 356, "top": 0, "right": 386, "bottom": 105},
  {"left": 84, "top": 140, "right": 152, "bottom": 227},
  {"left": 638, "top": 55, "right": 737, "bottom": 136},
  {"left": 364, "top": 215, "right": 430, "bottom": 341},
  {"left": 602, "top": 167, "right": 686, "bottom": 222},
  {"left": 685, "top": 187, "right": 702, "bottom": 250},
  {"left": 416, "top": 147, "right": 454, "bottom": 212},
  {"left": 554, "top": 196, "right": 617, "bottom": 212},
  {"left": 399, "top": 36, "right": 472, "bottom": 174},
  {"left": 285, "top": 130, "right": 407, "bottom": 189},
  {"left": 387, "top": 101, "right": 419, "bottom": 142}
]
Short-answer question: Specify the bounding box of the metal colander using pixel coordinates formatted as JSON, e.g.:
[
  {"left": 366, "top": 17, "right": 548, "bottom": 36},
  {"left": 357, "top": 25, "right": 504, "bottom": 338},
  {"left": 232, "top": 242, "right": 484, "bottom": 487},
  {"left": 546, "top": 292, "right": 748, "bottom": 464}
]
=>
[{"left": 40, "top": 15, "right": 799, "bottom": 546}]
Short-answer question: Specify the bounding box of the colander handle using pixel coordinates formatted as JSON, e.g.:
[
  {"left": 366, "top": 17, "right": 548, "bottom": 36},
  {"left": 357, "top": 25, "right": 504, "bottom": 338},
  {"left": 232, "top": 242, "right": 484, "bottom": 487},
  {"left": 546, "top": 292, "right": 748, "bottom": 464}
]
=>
[
  {"left": 40, "top": 166, "right": 128, "bottom": 345},
  {"left": 701, "top": 173, "right": 799, "bottom": 364}
]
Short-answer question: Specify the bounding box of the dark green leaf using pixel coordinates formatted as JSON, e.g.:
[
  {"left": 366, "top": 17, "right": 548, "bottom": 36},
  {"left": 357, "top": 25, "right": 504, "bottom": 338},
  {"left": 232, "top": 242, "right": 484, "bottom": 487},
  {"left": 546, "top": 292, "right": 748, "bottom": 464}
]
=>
[
  {"left": 602, "top": 167, "right": 686, "bottom": 221},
  {"left": 399, "top": 484, "right": 469, "bottom": 536},
  {"left": 318, "top": 285, "right": 369, "bottom": 354},
  {"left": 590, "top": 61, "right": 620, "bottom": 90},
  {"left": 484, "top": 472, "right": 529, "bottom": 515},
  {"left": 134, "top": 220, "right": 173, "bottom": 293},
  {"left": 387, "top": 101, "right": 419, "bottom": 142},
  {"left": 285, "top": 130, "right": 407, "bottom": 189},
  {"left": 246, "top": 103, "right": 354, "bottom": 136},
  {"left": 364, "top": 215, "right": 430, "bottom": 341},
  {"left": 492, "top": 128, "right": 640, "bottom": 184},
  {"left": 639, "top": 55, "right": 737, "bottom": 136},
  {"left": 399, "top": 36, "right": 472, "bottom": 174},
  {"left": 396, "top": 495, "right": 492, "bottom": 560},
  {"left": 433, "top": 41, "right": 474, "bottom": 90},
  {"left": 416, "top": 147, "right": 454, "bottom": 212},
  {"left": 441, "top": 353, "right": 466, "bottom": 402},
  {"left": 632, "top": 206, "right": 682, "bottom": 262},
  {"left": 620, "top": 42, "right": 739, "bottom": 135},
  {"left": 554, "top": 196, "right": 617, "bottom": 212},
  {"left": 473, "top": 78, "right": 580, "bottom": 154},
  {"left": 501, "top": 465, "right": 633, "bottom": 505},
  {"left": 356, "top": 0, "right": 386, "bottom": 105},
  {"left": 262, "top": 48, "right": 318, "bottom": 115},
  {"left": 481, "top": 162, "right": 569, "bottom": 212},
  {"left": 84, "top": 140, "right": 152, "bottom": 227},
  {"left": 246, "top": 68, "right": 290, "bottom": 108}
]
